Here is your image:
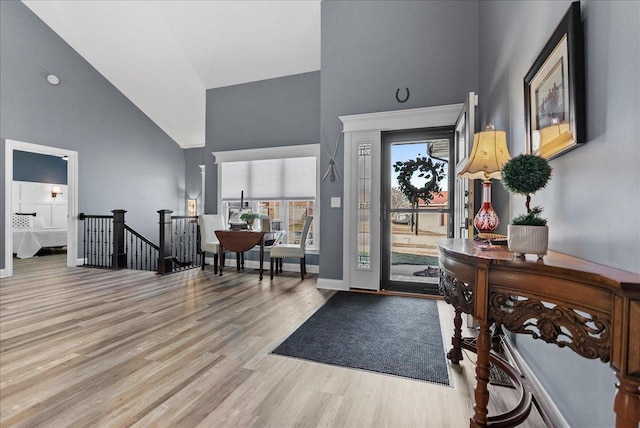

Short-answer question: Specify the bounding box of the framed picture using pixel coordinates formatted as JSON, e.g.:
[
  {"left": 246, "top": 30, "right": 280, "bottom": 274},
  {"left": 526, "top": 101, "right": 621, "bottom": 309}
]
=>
[{"left": 524, "top": 1, "right": 585, "bottom": 159}]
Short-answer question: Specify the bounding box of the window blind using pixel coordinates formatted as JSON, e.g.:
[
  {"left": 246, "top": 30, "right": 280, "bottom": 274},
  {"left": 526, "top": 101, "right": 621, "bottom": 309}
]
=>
[{"left": 221, "top": 157, "right": 316, "bottom": 201}]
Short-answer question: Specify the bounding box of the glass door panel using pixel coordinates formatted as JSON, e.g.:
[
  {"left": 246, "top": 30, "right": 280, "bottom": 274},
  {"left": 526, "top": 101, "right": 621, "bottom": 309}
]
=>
[{"left": 382, "top": 129, "right": 453, "bottom": 294}]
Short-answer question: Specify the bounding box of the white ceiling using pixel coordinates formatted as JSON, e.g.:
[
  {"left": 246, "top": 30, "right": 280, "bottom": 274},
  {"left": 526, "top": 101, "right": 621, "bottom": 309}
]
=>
[{"left": 23, "top": 1, "right": 322, "bottom": 149}]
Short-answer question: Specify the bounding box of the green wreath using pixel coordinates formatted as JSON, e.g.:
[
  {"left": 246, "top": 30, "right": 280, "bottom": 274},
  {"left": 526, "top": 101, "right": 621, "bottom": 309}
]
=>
[{"left": 393, "top": 157, "right": 445, "bottom": 205}]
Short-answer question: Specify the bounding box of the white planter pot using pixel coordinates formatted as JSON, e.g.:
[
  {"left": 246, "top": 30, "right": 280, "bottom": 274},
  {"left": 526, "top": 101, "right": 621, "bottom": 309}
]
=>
[{"left": 507, "top": 225, "right": 549, "bottom": 259}]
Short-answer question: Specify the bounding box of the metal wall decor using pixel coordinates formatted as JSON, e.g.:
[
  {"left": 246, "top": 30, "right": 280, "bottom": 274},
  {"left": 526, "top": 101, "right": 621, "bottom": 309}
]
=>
[
  {"left": 395, "top": 87, "right": 410, "bottom": 103},
  {"left": 322, "top": 131, "right": 342, "bottom": 182}
]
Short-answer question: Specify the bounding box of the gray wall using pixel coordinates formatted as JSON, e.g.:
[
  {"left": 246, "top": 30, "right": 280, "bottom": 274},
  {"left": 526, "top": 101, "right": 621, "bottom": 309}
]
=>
[
  {"left": 14, "top": 150, "right": 67, "bottom": 184},
  {"left": 204, "top": 71, "right": 321, "bottom": 265},
  {"left": 204, "top": 71, "right": 321, "bottom": 213},
  {"left": 320, "top": 0, "right": 480, "bottom": 279},
  {"left": 478, "top": 1, "right": 640, "bottom": 426},
  {"left": 184, "top": 147, "right": 205, "bottom": 213},
  {"left": 0, "top": 1, "right": 185, "bottom": 268}
]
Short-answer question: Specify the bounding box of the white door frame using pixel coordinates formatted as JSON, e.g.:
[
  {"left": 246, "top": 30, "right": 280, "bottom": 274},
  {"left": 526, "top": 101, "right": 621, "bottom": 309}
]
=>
[
  {"left": 454, "top": 92, "right": 478, "bottom": 240},
  {"left": 339, "top": 104, "right": 462, "bottom": 291},
  {"left": 3, "top": 139, "right": 79, "bottom": 278}
]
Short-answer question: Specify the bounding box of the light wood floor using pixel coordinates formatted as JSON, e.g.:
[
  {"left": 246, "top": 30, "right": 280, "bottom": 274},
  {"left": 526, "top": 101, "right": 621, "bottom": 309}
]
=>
[{"left": 1, "top": 254, "right": 546, "bottom": 427}]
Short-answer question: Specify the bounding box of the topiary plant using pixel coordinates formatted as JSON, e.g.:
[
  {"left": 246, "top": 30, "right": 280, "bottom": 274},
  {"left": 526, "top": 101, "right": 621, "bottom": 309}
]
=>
[
  {"left": 240, "top": 212, "right": 259, "bottom": 223},
  {"left": 501, "top": 154, "right": 552, "bottom": 226}
]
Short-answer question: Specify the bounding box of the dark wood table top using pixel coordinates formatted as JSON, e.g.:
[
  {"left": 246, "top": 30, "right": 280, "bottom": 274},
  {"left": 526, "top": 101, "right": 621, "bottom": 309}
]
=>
[
  {"left": 215, "top": 230, "right": 267, "bottom": 280},
  {"left": 215, "top": 230, "right": 266, "bottom": 253},
  {"left": 438, "top": 238, "right": 640, "bottom": 292}
]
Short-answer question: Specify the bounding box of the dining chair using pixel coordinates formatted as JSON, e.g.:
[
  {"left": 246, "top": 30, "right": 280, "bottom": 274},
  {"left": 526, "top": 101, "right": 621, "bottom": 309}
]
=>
[
  {"left": 199, "top": 214, "right": 226, "bottom": 274},
  {"left": 269, "top": 215, "right": 313, "bottom": 280}
]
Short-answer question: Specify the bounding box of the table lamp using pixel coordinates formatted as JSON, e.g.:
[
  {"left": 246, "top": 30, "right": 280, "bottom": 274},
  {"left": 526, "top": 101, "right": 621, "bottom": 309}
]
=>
[{"left": 458, "top": 124, "right": 511, "bottom": 233}]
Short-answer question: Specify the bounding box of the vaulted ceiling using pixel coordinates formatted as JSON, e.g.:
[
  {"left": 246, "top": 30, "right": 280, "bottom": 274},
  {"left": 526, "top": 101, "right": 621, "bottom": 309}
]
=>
[{"left": 23, "top": 1, "right": 322, "bottom": 149}]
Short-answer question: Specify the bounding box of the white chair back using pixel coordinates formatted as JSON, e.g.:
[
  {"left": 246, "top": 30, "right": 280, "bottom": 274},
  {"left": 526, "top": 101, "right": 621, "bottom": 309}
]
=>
[
  {"left": 259, "top": 215, "right": 271, "bottom": 232},
  {"left": 299, "top": 215, "right": 313, "bottom": 249},
  {"left": 199, "top": 214, "right": 225, "bottom": 244}
]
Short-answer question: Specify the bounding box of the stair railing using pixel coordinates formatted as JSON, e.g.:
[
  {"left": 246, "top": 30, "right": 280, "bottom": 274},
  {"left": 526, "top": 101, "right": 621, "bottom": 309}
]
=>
[
  {"left": 79, "top": 209, "right": 201, "bottom": 274},
  {"left": 78, "top": 212, "right": 113, "bottom": 269},
  {"left": 162, "top": 210, "right": 201, "bottom": 274}
]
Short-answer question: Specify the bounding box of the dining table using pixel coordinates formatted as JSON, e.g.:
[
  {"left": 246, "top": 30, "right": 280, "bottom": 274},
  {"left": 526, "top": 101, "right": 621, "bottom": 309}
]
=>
[{"left": 215, "top": 230, "right": 266, "bottom": 280}]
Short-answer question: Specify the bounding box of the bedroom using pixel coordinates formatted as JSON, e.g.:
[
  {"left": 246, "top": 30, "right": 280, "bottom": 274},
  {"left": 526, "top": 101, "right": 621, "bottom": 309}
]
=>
[{"left": 11, "top": 149, "right": 68, "bottom": 261}]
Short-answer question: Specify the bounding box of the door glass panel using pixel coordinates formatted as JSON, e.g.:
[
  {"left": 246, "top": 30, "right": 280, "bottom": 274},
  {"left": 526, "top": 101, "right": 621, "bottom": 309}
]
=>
[
  {"left": 387, "top": 139, "right": 450, "bottom": 289},
  {"left": 357, "top": 142, "right": 372, "bottom": 269}
]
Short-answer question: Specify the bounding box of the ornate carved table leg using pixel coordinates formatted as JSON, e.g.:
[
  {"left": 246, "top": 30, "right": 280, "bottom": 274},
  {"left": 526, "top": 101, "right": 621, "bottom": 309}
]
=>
[
  {"left": 448, "top": 308, "right": 464, "bottom": 364},
  {"left": 471, "top": 321, "right": 491, "bottom": 427},
  {"left": 614, "top": 373, "right": 640, "bottom": 428},
  {"left": 440, "top": 271, "right": 473, "bottom": 365}
]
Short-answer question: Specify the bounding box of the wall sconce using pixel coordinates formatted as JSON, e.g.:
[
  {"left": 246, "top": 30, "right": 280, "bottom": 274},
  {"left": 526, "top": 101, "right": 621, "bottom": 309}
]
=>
[
  {"left": 51, "top": 186, "right": 63, "bottom": 199},
  {"left": 187, "top": 199, "right": 197, "bottom": 216},
  {"left": 458, "top": 124, "right": 511, "bottom": 234}
]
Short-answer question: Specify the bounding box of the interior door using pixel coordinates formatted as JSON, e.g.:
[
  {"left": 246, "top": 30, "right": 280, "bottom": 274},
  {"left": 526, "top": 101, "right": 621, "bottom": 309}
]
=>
[{"left": 453, "top": 92, "right": 477, "bottom": 240}]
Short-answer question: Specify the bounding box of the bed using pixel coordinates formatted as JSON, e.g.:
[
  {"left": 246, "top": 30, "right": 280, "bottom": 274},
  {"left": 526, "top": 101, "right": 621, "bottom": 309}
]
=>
[{"left": 12, "top": 213, "right": 67, "bottom": 259}]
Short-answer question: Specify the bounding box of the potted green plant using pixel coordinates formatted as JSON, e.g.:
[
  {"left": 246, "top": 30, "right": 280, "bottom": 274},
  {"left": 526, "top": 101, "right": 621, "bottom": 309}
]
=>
[
  {"left": 500, "top": 153, "right": 553, "bottom": 259},
  {"left": 240, "top": 212, "right": 259, "bottom": 230}
]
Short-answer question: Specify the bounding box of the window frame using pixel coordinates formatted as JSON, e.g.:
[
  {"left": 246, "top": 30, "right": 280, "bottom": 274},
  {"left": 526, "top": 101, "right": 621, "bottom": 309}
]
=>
[{"left": 213, "top": 144, "right": 320, "bottom": 253}]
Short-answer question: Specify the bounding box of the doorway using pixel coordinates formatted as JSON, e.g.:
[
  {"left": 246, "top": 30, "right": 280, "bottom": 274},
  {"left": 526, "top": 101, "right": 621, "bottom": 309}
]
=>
[
  {"left": 381, "top": 128, "right": 454, "bottom": 294},
  {"left": 339, "top": 103, "right": 465, "bottom": 293},
  {"left": 3, "top": 139, "right": 78, "bottom": 278}
]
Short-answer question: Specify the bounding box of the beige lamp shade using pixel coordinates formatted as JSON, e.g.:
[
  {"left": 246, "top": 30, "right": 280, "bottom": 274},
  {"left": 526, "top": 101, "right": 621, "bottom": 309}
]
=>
[{"left": 458, "top": 128, "right": 511, "bottom": 181}]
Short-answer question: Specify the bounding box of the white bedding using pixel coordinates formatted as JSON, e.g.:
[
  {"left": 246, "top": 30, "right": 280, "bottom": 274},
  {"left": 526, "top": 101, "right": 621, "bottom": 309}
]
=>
[{"left": 13, "top": 228, "right": 67, "bottom": 258}]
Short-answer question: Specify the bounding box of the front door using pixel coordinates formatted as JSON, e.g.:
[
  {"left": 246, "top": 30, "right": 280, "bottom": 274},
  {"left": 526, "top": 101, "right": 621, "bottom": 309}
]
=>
[
  {"left": 340, "top": 103, "right": 470, "bottom": 293},
  {"left": 454, "top": 92, "right": 477, "bottom": 240},
  {"left": 381, "top": 127, "right": 454, "bottom": 294}
]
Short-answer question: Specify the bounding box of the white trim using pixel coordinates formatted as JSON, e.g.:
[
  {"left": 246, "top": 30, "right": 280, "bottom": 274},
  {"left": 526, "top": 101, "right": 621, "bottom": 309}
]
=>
[
  {"left": 339, "top": 104, "right": 463, "bottom": 133},
  {"left": 502, "top": 335, "right": 570, "bottom": 427},
  {"left": 212, "top": 144, "right": 320, "bottom": 163},
  {"left": 316, "top": 277, "right": 347, "bottom": 291},
  {"left": 4, "top": 139, "right": 79, "bottom": 278},
  {"left": 199, "top": 164, "right": 205, "bottom": 214}
]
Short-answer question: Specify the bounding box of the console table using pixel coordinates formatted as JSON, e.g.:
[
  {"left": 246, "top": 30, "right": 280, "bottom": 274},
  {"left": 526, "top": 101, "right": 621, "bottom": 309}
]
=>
[
  {"left": 438, "top": 239, "right": 640, "bottom": 428},
  {"left": 215, "top": 230, "right": 266, "bottom": 280}
]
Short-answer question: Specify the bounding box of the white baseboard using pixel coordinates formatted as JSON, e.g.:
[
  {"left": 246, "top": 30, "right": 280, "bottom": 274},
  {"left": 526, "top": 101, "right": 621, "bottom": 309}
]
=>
[
  {"left": 502, "top": 335, "right": 569, "bottom": 427},
  {"left": 0, "top": 268, "right": 7, "bottom": 278},
  {"left": 316, "top": 277, "right": 347, "bottom": 291}
]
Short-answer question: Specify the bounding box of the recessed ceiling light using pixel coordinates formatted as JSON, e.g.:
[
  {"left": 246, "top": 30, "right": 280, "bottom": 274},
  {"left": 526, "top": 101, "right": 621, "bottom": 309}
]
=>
[{"left": 46, "top": 74, "right": 60, "bottom": 85}]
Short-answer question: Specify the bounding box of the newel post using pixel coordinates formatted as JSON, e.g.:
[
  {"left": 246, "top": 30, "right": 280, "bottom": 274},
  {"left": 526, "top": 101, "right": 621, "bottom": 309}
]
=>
[
  {"left": 158, "top": 209, "right": 173, "bottom": 275},
  {"left": 112, "top": 209, "right": 127, "bottom": 269}
]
